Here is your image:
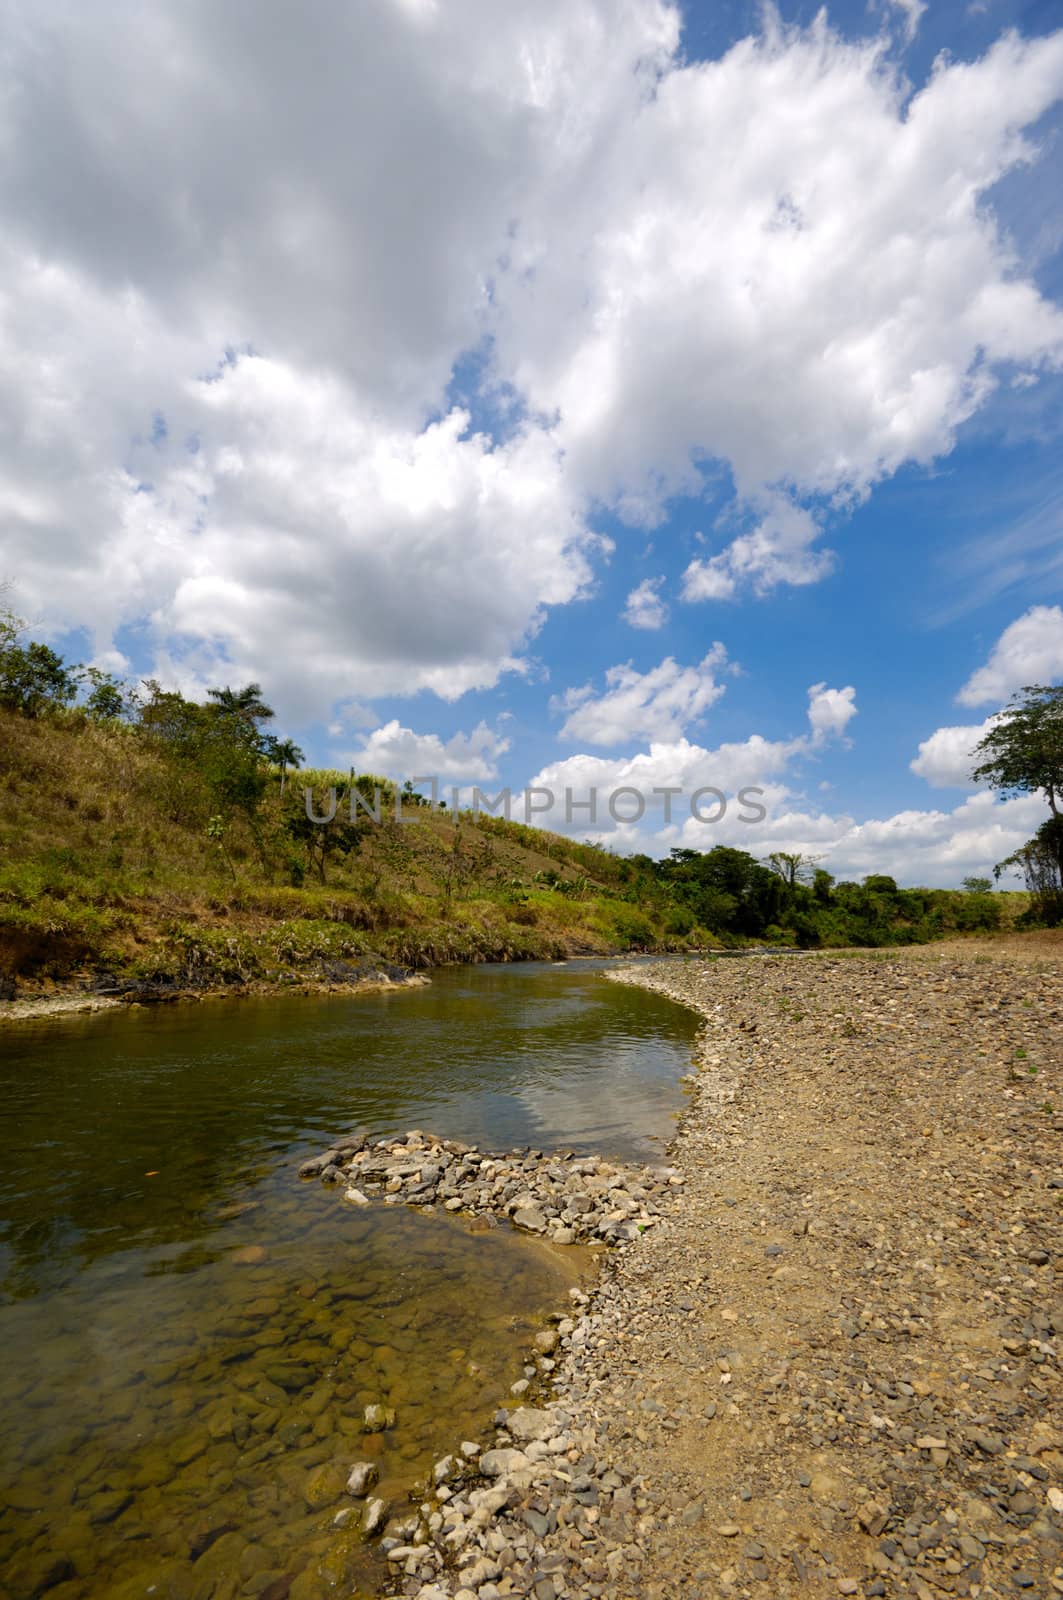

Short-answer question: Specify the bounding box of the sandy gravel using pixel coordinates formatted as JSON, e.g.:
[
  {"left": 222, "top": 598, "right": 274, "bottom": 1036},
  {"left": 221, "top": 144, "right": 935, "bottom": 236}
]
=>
[
  {"left": 586, "top": 946, "right": 1062, "bottom": 1598},
  {"left": 0, "top": 992, "right": 123, "bottom": 1024}
]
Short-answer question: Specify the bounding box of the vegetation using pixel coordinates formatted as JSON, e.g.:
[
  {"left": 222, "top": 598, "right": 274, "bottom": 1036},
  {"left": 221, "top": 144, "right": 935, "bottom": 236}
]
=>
[
  {"left": 0, "top": 607, "right": 1020, "bottom": 994},
  {"left": 974, "top": 684, "right": 1063, "bottom": 925}
]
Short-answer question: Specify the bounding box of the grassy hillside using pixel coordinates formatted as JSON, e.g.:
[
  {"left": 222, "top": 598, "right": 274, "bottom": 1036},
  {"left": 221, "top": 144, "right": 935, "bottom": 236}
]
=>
[
  {"left": 0, "top": 709, "right": 701, "bottom": 993},
  {"left": 0, "top": 705, "right": 1025, "bottom": 998}
]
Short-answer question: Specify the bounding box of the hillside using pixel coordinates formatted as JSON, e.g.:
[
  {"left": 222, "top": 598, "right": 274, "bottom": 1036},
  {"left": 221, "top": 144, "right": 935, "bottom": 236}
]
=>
[
  {"left": 0, "top": 701, "right": 1022, "bottom": 1000},
  {"left": 0, "top": 709, "right": 678, "bottom": 997}
]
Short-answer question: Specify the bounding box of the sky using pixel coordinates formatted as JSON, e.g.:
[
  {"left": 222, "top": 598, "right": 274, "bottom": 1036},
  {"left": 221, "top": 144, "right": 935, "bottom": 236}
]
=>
[{"left": 2, "top": 0, "right": 1063, "bottom": 885}]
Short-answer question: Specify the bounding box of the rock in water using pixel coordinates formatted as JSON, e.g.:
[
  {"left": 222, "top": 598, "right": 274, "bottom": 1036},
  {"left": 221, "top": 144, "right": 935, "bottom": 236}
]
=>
[
  {"left": 363, "top": 1402, "right": 396, "bottom": 1432},
  {"left": 362, "top": 1496, "right": 387, "bottom": 1536},
  {"left": 346, "top": 1460, "right": 378, "bottom": 1497}
]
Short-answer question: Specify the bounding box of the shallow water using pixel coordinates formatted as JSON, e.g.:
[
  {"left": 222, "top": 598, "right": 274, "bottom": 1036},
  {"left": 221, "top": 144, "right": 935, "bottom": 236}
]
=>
[{"left": 0, "top": 960, "right": 698, "bottom": 1599}]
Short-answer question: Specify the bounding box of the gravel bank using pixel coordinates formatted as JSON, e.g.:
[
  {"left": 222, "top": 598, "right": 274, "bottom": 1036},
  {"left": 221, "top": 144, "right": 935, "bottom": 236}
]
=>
[
  {"left": 590, "top": 948, "right": 1063, "bottom": 1600},
  {"left": 339, "top": 946, "right": 1060, "bottom": 1600}
]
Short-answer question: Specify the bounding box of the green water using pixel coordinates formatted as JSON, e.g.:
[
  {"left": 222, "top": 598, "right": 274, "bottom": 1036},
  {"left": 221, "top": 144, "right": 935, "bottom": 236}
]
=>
[{"left": 0, "top": 960, "right": 698, "bottom": 1600}]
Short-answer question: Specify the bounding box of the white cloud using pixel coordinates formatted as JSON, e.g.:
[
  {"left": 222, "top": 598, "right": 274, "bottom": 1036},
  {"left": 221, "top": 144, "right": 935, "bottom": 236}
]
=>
[
  {"left": 910, "top": 716, "right": 997, "bottom": 787},
  {"left": 683, "top": 497, "right": 832, "bottom": 603},
  {"left": 3, "top": 339, "right": 595, "bottom": 718},
  {"left": 884, "top": 0, "right": 927, "bottom": 44},
  {"left": 528, "top": 679, "right": 857, "bottom": 830},
  {"left": 957, "top": 604, "right": 1063, "bottom": 706},
  {"left": 680, "top": 559, "right": 737, "bottom": 603},
  {"left": 1, "top": 0, "right": 1062, "bottom": 712},
  {"left": 554, "top": 647, "right": 732, "bottom": 745},
  {"left": 0, "top": 0, "right": 659, "bottom": 709},
  {"left": 794, "top": 791, "right": 1046, "bottom": 886},
  {"left": 496, "top": 20, "right": 1063, "bottom": 577},
  {"left": 526, "top": 740, "right": 1042, "bottom": 886},
  {"left": 806, "top": 682, "right": 858, "bottom": 744},
  {"left": 512, "top": 678, "right": 1041, "bottom": 884},
  {"left": 622, "top": 576, "right": 669, "bottom": 630},
  {"left": 350, "top": 719, "right": 510, "bottom": 782}
]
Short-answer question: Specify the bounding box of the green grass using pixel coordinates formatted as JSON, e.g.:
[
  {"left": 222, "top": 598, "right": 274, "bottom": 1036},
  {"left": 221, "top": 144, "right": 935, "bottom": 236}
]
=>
[
  {"left": 0, "top": 709, "right": 717, "bottom": 989},
  {"left": 0, "top": 705, "right": 1035, "bottom": 993}
]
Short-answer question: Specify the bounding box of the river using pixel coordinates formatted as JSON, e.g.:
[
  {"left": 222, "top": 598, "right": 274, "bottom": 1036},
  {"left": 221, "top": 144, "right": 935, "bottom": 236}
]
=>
[{"left": 0, "top": 960, "right": 698, "bottom": 1600}]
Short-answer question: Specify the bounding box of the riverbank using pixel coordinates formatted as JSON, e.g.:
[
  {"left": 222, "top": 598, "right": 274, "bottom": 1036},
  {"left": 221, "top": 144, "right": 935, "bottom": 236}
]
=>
[
  {"left": 0, "top": 706, "right": 1021, "bottom": 1008},
  {"left": 0, "top": 965, "right": 431, "bottom": 1026},
  {"left": 363, "top": 942, "right": 1061, "bottom": 1600}
]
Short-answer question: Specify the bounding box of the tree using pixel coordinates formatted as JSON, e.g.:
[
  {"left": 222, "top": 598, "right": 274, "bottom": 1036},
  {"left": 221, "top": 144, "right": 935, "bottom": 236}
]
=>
[
  {"left": 207, "top": 682, "right": 275, "bottom": 725},
  {"left": 962, "top": 876, "right": 993, "bottom": 894},
  {"left": 264, "top": 735, "right": 304, "bottom": 794},
  {"left": 81, "top": 666, "right": 126, "bottom": 722},
  {"left": 658, "top": 846, "right": 785, "bottom": 937},
  {"left": 973, "top": 685, "right": 1063, "bottom": 814},
  {"left": 763, "top": 851, "right": 820, "bottom": 888},
  {"left": 284, "top": 782, "right": 362, "bottom": 883},
  {"left": 995, "top": 817, "right": 1063, "bottom": 926},
  {"left": 137, "top": 680, "right": 267, "bottom": 822},
  {"left": 812, "top": 867, "right": 835, "bottom": 904},
  {"left": 974, "top": 684, "right": 1063, "bottom": 888},
  {"left": 0, "top": 608, "right": 78, "bottom": 717}
]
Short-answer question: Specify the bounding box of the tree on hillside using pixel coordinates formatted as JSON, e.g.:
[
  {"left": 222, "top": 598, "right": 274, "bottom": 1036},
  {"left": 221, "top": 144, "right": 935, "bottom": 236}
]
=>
[
  {"left": 659, "top": 846, "right": 786, "bottom": 937},
  {"left": 263, "top": 735, "right": 304, "bottom": 794},
  {"left": 972, "top": 684, "right": 1063, "bottom": 923},
  {"left": 137, "top": 680, "right": 267, "bottom": 822},
  {"left": 0, "top": 607, "right": 79, "bottom": 717},
  {"left": 81, "top": 666, "right": 127, "bottom": 722},
  {"left": 208, "top": 682, "right": 275, "bottom": 726}
]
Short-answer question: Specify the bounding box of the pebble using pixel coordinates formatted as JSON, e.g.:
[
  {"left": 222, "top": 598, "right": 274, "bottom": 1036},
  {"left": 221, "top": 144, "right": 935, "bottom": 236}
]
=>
[
  {"left": 308, "top": 1129, "right": 676, "bottom": 1249},
  {"left": 308, "top": 951, "right": 1063, "bottom": 1600}
]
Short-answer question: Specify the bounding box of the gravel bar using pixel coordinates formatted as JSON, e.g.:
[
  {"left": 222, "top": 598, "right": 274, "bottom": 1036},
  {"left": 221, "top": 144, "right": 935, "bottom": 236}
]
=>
[{"left": 314, "top": 944, "right": 1063, "bottom": 1600}]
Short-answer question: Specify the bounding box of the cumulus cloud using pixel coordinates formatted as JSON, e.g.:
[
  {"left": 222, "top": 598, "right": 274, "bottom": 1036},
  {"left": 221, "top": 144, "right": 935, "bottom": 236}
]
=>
[
  {"left": 512, "top": 677, "right": 1042, "bottom": 883},
  {"left": 622, "top": 576, "right": 669, "bottom": 630},
  {"left": 908, "top": 606, "right": 1063, "bottom": 796},
  {"left": 787, "top": 791, "right": 1045, "bottom": 886},
  {"left": 495, "top": 20, "right": 1063, "bottom": 545},
  {"left": 4, "top": 340, "right": 595, "bottom": 716},
  {"left": 527, "top": 734, "right": 1040, "bottom": 886},
  {"left": 957, "top": 604, "right": 1063, "bottom": 706},
  {"left": 910, "top": 717, "right": 997, "bottom": 787},
  {"left": 350, "top": 719, "right": 510, "bottom": 782},
  {"left": 553, "top": 647, "right": 732, "bottom": 745},
  {"left": 806, "top": 682, "right": 858, "bottom": 745},
  {"left": 1, "top": 0, "right": 1063, "bottom": 712},
  {"left": 683, "top": 498, "right": 832, "bottom": 602},
  {"left": 527, "top": 680, "right": 857, "bottom": 836},
  {"left": 0, "top": 0, "right": 659, "bottom": 708}
]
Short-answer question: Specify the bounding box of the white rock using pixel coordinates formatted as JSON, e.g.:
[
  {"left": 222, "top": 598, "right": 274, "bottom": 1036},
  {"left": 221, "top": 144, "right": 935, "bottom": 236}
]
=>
[
  {"left": 347, "top": 1461, "right": 378, "bottom": 1497},
  {"left": 362, "top": 1496, "right": 388, "bottom": 1535},
  {"left": 479, "top": 1446, "right": 529, "bottom": 1477},
  {"left": 507, "top": 1406, "right": 554, "bottom": 1442}
]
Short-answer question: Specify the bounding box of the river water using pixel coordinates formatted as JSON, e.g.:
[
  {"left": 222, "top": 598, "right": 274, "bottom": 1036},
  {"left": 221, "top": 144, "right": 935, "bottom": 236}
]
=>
[{"left": 0, "top": 960, "right": 698, "bottom": 1600}]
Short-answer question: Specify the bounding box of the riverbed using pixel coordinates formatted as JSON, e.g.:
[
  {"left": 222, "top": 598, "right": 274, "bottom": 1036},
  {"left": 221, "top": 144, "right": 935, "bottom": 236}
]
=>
[{"left": 0, "top": 961, "right": 698, "bottom": 1599}]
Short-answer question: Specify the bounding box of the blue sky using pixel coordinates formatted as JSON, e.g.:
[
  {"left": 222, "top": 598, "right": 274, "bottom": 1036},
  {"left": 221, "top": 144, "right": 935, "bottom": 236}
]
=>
[{"left": 3, "top": 0, "right": 1063, "bottom": 883}]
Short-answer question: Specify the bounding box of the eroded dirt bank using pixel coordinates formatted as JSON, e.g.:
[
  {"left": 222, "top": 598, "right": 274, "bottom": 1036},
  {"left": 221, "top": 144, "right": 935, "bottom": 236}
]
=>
[{"left": 590, "top": 946, "right": 1061, "bottom": 1599}]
